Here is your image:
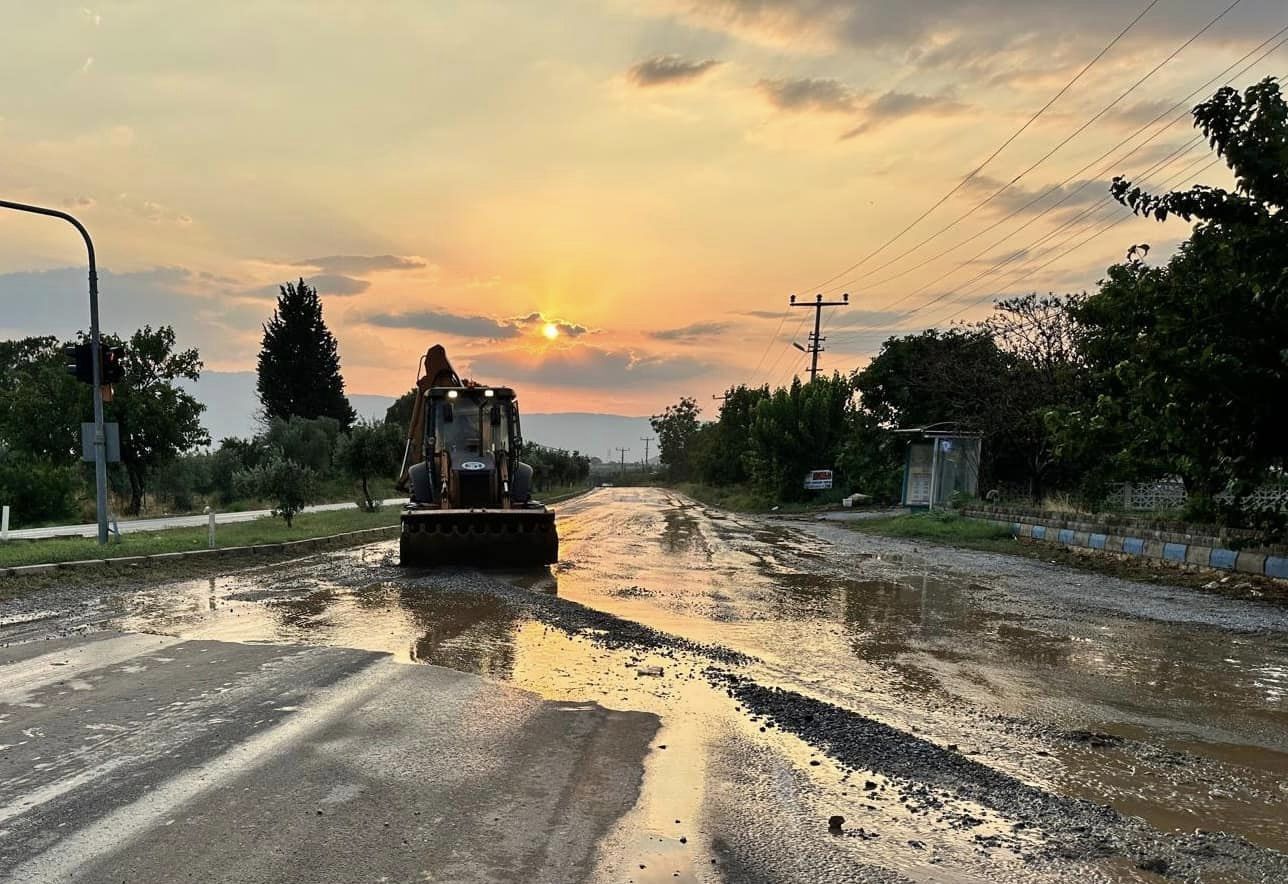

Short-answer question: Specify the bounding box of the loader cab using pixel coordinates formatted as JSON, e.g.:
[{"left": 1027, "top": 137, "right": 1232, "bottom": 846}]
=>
[{"left": 427, "top": 386, "right": 521, "bottom": 459}]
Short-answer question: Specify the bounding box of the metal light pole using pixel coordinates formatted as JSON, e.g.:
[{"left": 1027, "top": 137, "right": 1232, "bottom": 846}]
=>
[{"left": 0, "top": 199, "right": 109, "bottom": 544}]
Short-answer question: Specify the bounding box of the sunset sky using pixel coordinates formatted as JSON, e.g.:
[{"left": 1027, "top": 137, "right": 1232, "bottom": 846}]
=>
[{"left": 1, "top": 1, "right": 1282, "bottom": 415}]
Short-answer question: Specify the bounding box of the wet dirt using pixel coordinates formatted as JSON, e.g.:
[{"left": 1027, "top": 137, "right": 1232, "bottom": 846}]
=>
[{"left": 4, "top": 487, "right": 1288, "bottom": 881}]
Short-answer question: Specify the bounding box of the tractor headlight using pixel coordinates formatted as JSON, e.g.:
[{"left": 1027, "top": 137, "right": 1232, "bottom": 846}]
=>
[
  {"left": 446, "top": 390, "right": 459, "bottom": 399},
  {"left": 484, "top": 389, "right": 494, "bottom": 397}
]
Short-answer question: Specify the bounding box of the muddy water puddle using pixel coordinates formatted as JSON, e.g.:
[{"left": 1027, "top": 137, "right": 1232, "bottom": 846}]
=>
[
  {"left": 22, "top": 487, "right": 1288, "bottom": 878},
  {"left": 79, "top": 558, "right": 1067, "bottom": 881},
  {"left": 554, "top": 490, "right": 1288, "bottom": 859}
]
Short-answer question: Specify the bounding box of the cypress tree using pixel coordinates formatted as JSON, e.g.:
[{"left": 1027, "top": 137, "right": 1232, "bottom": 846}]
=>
[{"left": 256, "top": 278, "right": 356, "bottom": 428}]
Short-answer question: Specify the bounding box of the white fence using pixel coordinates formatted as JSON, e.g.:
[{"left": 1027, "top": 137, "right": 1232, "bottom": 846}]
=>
[{"left": 1114, "top": 478, "right": 1288, "bottom": 512}]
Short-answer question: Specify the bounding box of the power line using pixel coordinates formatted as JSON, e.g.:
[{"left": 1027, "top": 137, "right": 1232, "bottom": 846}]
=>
[
  {"left": 881, "top": 136, "right": 1208, "bottom": 320},
  {"left": 849, "top": 25, "right": 1288, "bottom": 307},
  {"left": 759, "top": 308, "right": 811, "bottom": 386},
  {"left": 825, "top": 136, "right": 1208, "bottom": 352},
  {"left": 824, "top": 136, "right": 1215, "bottom": 355},
  {"left": 779, "top": 349, "right": 811, "bottom": 388},
  {"left": 727, "top": 18, "right": 815, "bottom": 391},
  {"left": 803, "top": 0, "right": 1164, "bottom": 293},
  {"left": 898, "top": 148, "right": 1218, "bottom": 328},
  {"left": 923, "top": 153, "right": 1226, "bottom": 328},
  {"left": 819, "top": 0, "right": 1251, "bottom": 297},
  {"left": 824, "top": 30, "right": 1286, "bottom": 352},
  {"left": 748, "top": 306, "right": 790, "bottom": 381}
]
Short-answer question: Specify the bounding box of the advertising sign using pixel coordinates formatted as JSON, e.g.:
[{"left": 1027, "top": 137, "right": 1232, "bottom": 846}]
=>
[{"left": 804, "top": 469, "right": 833, "bottom": 491}]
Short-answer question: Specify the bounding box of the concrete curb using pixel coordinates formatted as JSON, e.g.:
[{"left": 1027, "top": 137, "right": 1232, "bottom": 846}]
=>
[
  {"left": 970, "top": 514, "right": 1287, "bottom": 580},
  {"left": 1, "top": 524, "right": 399, "bottom": 579}
]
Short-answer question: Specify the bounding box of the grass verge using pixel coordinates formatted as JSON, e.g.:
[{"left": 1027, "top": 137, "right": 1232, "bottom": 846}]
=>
[
  {"left": 671, "top": 482, "right": 772, "bottom": 512},
  {"left": 846, "top": 511, "right": 1288, "bottom": 605},
  {"left": 849, "top": 511, "right": 1015, "bottom": 549},
  {"left": 670, "top": 482, "right": 848, "bottom": 514},
  {"left": 0, "top": 507, "right": 400, "bottom": 570},
  {"left": 540, "top": 485, "right": 593, "bottom": 505}
]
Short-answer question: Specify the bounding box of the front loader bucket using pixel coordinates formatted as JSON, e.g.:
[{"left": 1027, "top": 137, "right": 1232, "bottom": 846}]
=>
[{"left": 399, "top": 507, "right": 558, "bottom": 567}]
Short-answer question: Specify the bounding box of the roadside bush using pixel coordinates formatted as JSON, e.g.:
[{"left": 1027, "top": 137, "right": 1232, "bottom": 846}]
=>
[
  {"left": 153, "top": 453, "right": 215, "bottom": 512},
  {"left": 262, "top": 416, "right": 341, "bottom": 474},
  {"left": 210, "top": 437, "right": 266, "bottom": 504},
  {"left": 0, "top": 447, "right": 80, "bottom": 525},
  {"left": 523, "top": 444, "right": 591, "bottom": 491},
  {"left": 335, "top": 419, "right": 403, "bottom": 511},
  {"left": 234, "top": 453, "right": 317, "bottom": 527}
]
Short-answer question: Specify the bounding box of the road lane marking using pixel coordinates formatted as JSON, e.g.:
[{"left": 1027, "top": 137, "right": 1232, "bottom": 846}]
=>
[
  {"left": 5, "top": 656, "right": 401, "bottom": 883},
  {"left": 0, "top": 634, "right": 184, "bottom": 706}
]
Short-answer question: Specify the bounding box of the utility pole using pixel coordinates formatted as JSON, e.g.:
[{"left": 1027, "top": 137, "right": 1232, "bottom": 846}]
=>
[
  {"left": 615, "top": 447, "right": 630, "bottom": 473},
  {"left": 640, "top": 437, "right": 653, "bottom": 466},
  {"left": 0, "top": 199, "right": 109, "bottom": 544},
  {"left": 790, "top": 292, "right": 849, "bottom": 383}
]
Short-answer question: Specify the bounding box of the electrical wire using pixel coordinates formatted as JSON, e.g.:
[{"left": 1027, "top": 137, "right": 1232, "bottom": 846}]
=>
[
  {"left": 847, "top": 25, "right": 1288, "bottom": 307},
  {"left": 923, "top": 153, "right": 1226, "bottom": 328},
  {"left": 761, "top": 309, "right": 811, "bottom": 386},
  {"left": 823, "top": 29, "right": 1285, "bottom": 352},
  {"left": 824, "top": 137, "right": 1208, "bottom": 352},
  {"left": 804, "top": 0, "right": 1165, "bottom": 294},
  {"left": 818, "top": 0, "right": 1251, "bottom": 296},
  {"left": 747, "top": 306, "right": 790, "bottom": 382}
]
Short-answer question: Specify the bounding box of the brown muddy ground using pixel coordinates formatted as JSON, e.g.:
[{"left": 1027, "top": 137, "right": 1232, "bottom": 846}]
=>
[{"left": 3, "top": 487, "right": 1287, "bottom": 882}]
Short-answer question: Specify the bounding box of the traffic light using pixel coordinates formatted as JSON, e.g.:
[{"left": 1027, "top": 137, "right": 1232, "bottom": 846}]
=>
[
  {"left": 101, "top": 346, "right": 125, "bottom": 384},
  {"left": 63, "top": 342, "right": 94, "bottom": 384}
]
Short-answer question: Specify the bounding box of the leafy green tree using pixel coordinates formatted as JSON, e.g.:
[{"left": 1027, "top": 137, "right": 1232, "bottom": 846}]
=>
[
  {"left": 335, "top": 419, "right": 404, "bottom": 510},
  {"left": 262, "top": 415, "right": 342, "bottom": 473},
  {"left": 973, "top": 294, "right": 1090, "bottom": 497},
  {"left": 0, "top": 445, "right": 79, "bottom": 524},
  {"left": 836, "top": 413, "right": 905, "bottom": 504},
  {"left": 692, "top": 385, "right": 770, "bottom": 485},
  {"left": 210, "top": 437, "right": 266, "bottom": 504},
  {"left": 1070, "top": 78, "right": 1288, "bottom": 516},
  {"left": 854, "top": 329, "right": 1019, "bottom": 484},
  {"left": 105, "top": 326, "right": 210, "bottom": 514},
  {"left": 650, "top": 396, "right": 702, "bottom": 480},
  {"left": 0, "top": 336, "right": 85, "bottom": 465},
  {"left": 234, "top": 453, "right": 317, "bottom": 527},
  {"left": 153, "top": 453, "right": 215, "bottom": 512},
  {"left": 748, "top": 373, "right": 854, "bottom": 501},
  {"left": 385, "top": 389, "right": 417, "bottom": 428},
  {"left": 521, "top": 443, "right": 591, "bottom": 491},
  {"left": 256, "top": 278, "right": 355, "bottom": 428}
]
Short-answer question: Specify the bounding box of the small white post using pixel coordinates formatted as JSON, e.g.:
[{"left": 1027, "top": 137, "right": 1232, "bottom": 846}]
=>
[
  {"left": 1, "top": 505, "right": 9, "bottom": 541},
  {"left": 205, "top": 506, "right": 216, "bottom": 549}
]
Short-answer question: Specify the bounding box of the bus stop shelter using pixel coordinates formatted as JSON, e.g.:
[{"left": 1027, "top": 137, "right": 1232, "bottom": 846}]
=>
[{"left": 895, "top": 424, "right": 981, "bottom": 510}]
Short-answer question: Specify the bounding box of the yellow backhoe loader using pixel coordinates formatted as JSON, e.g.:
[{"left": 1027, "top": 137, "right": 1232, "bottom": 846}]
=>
[{"left": 395, "top": 345, "right": 558, "bottom": 566}]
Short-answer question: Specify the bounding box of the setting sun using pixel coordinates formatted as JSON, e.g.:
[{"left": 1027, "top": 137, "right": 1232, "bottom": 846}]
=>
[{"left": 542, "top": 322, "right": 560, "bottom": 340}]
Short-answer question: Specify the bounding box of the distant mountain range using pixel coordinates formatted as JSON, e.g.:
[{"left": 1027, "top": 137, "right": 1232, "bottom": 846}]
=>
[{"left": 182, "top": 371, "right": 654, "bottom": 462}]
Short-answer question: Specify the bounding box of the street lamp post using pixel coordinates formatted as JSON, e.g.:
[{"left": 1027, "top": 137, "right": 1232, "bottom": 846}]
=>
[{"left": 0, "top": 199, "right": 109, "bottom": 544}]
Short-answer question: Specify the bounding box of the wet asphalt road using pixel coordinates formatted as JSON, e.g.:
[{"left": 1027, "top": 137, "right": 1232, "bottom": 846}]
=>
[{"left": 3, "top": 487, "right": 1288, "bottom": 882}]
